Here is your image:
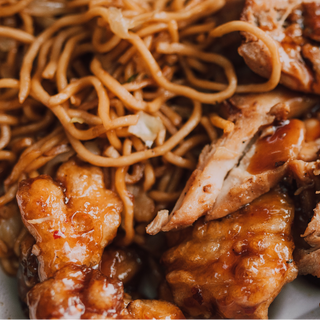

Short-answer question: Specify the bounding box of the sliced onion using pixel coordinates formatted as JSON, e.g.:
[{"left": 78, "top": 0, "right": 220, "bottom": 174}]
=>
[
  {"left": 107, "top": 7, "right": 131, "bottom": 39},
  {"left": 128, "top": 111, "right": 164, "bottom": 148}
]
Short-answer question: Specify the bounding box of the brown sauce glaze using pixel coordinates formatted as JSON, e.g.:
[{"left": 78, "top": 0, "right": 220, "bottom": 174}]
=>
[
  {"left": 163, "top": 189, "right": 298, "bottom": 319},
  {"left": 27, "top": 263, "right": 186, "bottom": 319},
  {"left": 100, "top": 247, "right": 142, "bottom": 285},
  {"left": 247, "top": 119, "right": 305, "bottom": 175},
  {"left": 27, "top": 264, "right": 127, "bottom": 319},
  {"left": 16, "top": 159, "right": 123, "bottom": 281}
]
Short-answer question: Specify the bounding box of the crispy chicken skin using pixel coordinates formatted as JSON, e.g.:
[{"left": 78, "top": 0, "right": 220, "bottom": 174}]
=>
[
  {"left": 239, "top": 0, "right": 320, "bottom": 94},
  {"left": 16, "top": 159, "right": 122, "bottom": 281},
  {"left": 147, "top": 89, "right": 315, "bottom": 234},
  {"left": 162, "top": 190, "right": 298, "bottom": 319}
]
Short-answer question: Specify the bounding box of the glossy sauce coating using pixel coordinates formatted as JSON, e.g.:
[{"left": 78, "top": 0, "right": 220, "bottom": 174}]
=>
[
  {"left": 247, "top": 119, "right": 305, "bottom": 174},
  {"left": 100, "top": 247, "right": 142, "bottom": 285},
  {"left": 16, "top": 160, "right": 122, "bottom": 281},
  {"left": 163, "top": 190, "right": 298, "bottom": 319},
  {"left": 27, "top": 264, "right": 185, "bottom": 319},
  {"left": 27, "top": 264, "right": 126, "bottom": 319}
]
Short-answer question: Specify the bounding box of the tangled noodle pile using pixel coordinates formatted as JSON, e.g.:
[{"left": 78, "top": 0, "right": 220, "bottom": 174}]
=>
[{"left": 0, "top": 0, "right": 281, "bottom": 275}]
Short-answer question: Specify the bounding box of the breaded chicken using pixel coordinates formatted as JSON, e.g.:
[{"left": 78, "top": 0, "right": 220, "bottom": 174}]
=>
[
  {"left": 27, "top": 264, "right": 127, "bottom": 319},
  {"left": 162, "top": 190, "right": 297, "bottom": 319},
  {"left": 27, "top": 264, "right": 185, "bottom": 319},
  {"left": 16, "top": 159, "right": 123, "bottom": 281}
]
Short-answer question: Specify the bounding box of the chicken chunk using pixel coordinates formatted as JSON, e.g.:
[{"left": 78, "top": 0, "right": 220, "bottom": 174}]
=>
[
  {"left": 147, "top": 89, "right": 315, "bottom": 234},
  {"left": 239, "top": 0, "right": 320, "bottom": 94},
  {"left": 289, "top": 159, "right": 320, "bottom": 277},
  {"left": 27, "top": 264, "right": 126, "bottom": 319},
  {"left": 27, "top": 264, "right": 185, "bottom": 319},
  {"left": 162, "top": 189, "right": 298, "bottom": 319},
  {"left": 16, "top": 159, "right": 122, "bottom": 281},
  {"left": 207, "top": 119, "right": 305, "bottom": 220}
]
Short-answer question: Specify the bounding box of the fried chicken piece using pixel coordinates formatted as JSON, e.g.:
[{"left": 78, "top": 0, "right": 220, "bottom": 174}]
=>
[
  {"left": 162, "top": 190, "right": 298, "bottom": 319},
  {"left": 289, "top": 159, "right": 320, "bottom": 277},
  {"left": 239, "top": 0, "right": 320, "bottom": 94},
  {"left": 207, "top": 119, "right": 305, "bottom": 220},
  {"left": 147, "top": 89, "right": 315, "bottom": 234},
  {"left": 16, "top": 159, "right": 122, "bottom": 281},
  {"left": 27, "top": 264, "right": 185, "bottom": 319},
  {"left": 100, "top": 247, "right": 142, "bottom": 284},
  {"left": 127, "top": 300, "right": 185, "bottom": 319},
  {"left": 27, "top": 264, "right": 126, "bottom": 319}
]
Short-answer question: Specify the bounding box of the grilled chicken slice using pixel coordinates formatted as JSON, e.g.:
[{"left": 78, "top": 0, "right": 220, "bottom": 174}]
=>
[
  {"left": 16, "top": 159, "right": 122, "bottom": 281},
  {"left": 207, "top": 119, "right": 305, "bottom": 220},
  {"left": 239, "top": 0, "right": 320, "bottom": 94},
  {"left": 147, "top": 89, "right": 315, "bottom": 234},
  {"left": 289, "top": 159, "right": 320, "bottom": 277},
  {"left": 162, "top": 189, "right": 298, "bottom": 319}
]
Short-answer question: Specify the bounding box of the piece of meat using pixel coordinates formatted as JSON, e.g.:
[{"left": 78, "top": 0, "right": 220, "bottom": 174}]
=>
[
  {"left": 127, "top": 300, "right": 185, "bottom": 319},
  {"left": 162, "top": 189, "right": 298, "bottom": 319},
  {"left": 147, "top": 89, "right": 315, "bottom": 234},
  {"left": 239, "top": 0, "right": 320, "bottom": 94},
  {"left": 27, "top": 264, "right": 127, "bottom": 319},
  {"left": 207, "top": 119, "right": 305, "bottom": 220},
  {"left": 100, "top": 247, "right": 142, "bottom": 285},
  {"left": 289, "top": 159, "right": 320, "bottom": 276},
  {"left": 27, "top": 264, "right": 185, "bottom": 319},
  {"left": 16, "top": 159, "right": 123, "bottom": 281}
]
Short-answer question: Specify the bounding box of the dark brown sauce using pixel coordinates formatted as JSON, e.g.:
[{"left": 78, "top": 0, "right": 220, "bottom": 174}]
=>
[{"left": 247, "top": 119, "right": 305, "bottom": 175}]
